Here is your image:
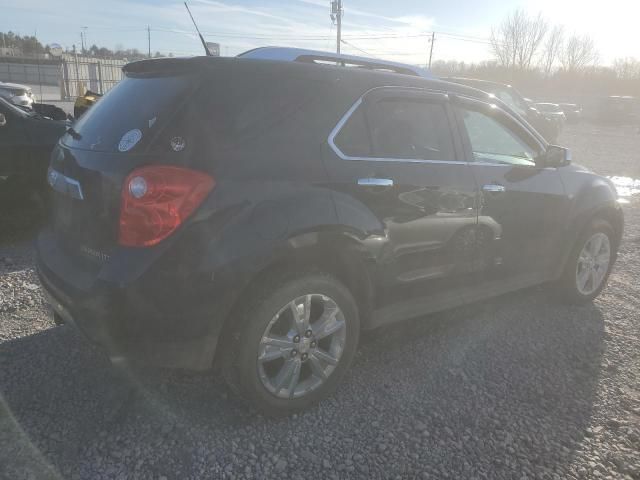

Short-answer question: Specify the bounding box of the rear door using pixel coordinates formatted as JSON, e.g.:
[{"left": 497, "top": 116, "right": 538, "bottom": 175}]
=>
[
  {"left": 323, "top": 87, "right": 480, "bottom": 306},
  {"left": 452, "top": 95, "right": 569, "bottom": 283}
]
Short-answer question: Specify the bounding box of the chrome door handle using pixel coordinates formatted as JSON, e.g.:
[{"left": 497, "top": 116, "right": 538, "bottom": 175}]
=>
[
  {"left": 357, "top": 178, "right": 394, "bottom": 187},
  {"left": 482, "top": 184, "right": 506, "bottom": 193}
]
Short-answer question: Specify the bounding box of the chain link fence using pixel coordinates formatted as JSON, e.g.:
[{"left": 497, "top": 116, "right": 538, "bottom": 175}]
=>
[
  {"left": 60, "top": 54, "right": 125, "bottom": 99},
  {"left": 0, "top": 54, "right": 126, "bottom": 102}
]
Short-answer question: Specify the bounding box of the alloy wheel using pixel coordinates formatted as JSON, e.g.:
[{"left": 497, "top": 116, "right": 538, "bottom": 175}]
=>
[
  {"left": 257, "top": 294, "right": 347, "bottom": 399},
  {"left": 575, "top": 232, "right": 611, "bottom": 296}
]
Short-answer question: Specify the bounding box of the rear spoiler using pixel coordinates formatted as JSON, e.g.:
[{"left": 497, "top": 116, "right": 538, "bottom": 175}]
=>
[{"left": 122, "top": 57, "right": 216, "bottom": 75}]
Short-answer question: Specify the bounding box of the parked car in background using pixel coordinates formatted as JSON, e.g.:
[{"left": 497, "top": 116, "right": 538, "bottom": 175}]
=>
[
  {"left": 558, "top": 103, "right": 583, "bottom": 123},
  {"left": 38, "top": 50, "right": 623, "bottom": 415},
  {"left": 32, "top": 103, "right": 69, "bottom": 121},
  {"left": 0, "top": 96, "right": 68, "bottom": 195},
  {"left": 599, "top": 96, "right": 638, "bottom": 124},
  {"left": 74, "top": 90, "right": 102, "bottom": 119},
  {"left": 0, "top": 81, "right": 35, "bottom": 108},
  {"left": 442, "top": 77, "right": 560, "bottom": 143},
  {"left": 534, "top": 103, "right": 567, "bottom": 131}
]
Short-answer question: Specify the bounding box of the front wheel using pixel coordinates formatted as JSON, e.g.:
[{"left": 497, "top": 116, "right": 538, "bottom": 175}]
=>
[
  {"left": 222, "top": 272, "right": 359, "bottom": 415},
  {"left": 556, "top": 219, "right": 616, "bottom": 304}
]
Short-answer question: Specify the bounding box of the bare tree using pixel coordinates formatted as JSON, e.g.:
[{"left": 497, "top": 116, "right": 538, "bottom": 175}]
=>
[
  {"left": 613, "top": 57, "right": 640, "bottom": 79},
  {"left": 559, "top": 34, "right": 598, "bottom": 71},
  {"left": 540, "top": 25, "right": 564, "bottom": 76},
  {"left": 490, "top": 9, "right": 549, "bottom": 70}
]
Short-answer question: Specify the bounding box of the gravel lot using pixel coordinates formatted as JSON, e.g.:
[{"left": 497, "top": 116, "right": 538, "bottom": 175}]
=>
[{"left": 1, "top": 122, "right": 639, "bottom": 479}]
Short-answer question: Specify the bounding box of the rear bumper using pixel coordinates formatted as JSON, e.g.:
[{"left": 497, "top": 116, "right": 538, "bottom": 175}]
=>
[{"left": 36, "top": 230, "right": 240, "bottom": 370}]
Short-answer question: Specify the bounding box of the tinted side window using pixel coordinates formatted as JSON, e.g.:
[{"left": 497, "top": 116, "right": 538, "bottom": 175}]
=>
[
  {"left": 458, "top": 108, "right": 539, "bottom": 166},
  {"left": 368, "top": 99, "right": 454, "bottom": 161},
  {"left": 334, "top": 106, "right": 371, "bottom": 157}
]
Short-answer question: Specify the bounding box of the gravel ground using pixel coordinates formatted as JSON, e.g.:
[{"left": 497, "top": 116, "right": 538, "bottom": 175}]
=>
[{"left": 1, "top": 122, "right": 639, "bottom": 479}]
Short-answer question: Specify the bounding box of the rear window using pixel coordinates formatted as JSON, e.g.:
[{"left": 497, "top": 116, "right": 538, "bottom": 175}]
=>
[{"left": 63, "top": 74, "right": 195, "bottom": 152}]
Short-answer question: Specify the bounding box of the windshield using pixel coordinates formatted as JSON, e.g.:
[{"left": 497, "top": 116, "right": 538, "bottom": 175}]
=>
[{"left": 0, "top": 97, "right": 29, "bottom": 117}]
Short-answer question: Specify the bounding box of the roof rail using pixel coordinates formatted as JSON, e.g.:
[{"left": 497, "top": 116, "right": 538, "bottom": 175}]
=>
[{"left": 238, "top": 47, "right": 433, "bottom": 79}]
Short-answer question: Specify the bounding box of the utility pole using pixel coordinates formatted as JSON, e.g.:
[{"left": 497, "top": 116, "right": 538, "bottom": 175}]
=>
[
  {"left": 428, "top": 31, "right": 435, "bottom": 69},
  {"left": 147, "top": 25, "right": 151, "bottom": 58},
  {"left": 331, "top": 0, "right": 343, "bottom": 54},
  {"left": 80, "top": 26, "right": 88, "bottom": 54}
]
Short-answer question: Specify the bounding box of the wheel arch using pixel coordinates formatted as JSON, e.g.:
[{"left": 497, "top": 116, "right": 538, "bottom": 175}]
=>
[
  {"left": 554, "top": 200, "right": 623, "bottom": 279},
  {"left": 213, "top": 228, "right": 376, "bottom": 369}
]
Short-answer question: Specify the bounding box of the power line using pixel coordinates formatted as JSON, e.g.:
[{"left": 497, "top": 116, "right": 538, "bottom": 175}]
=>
[
  {"left": 147, "top": 25, "right": 496, "bottom": 44},
  {"left": 340, "top": 39, "right": 371, "bottom": 56}
]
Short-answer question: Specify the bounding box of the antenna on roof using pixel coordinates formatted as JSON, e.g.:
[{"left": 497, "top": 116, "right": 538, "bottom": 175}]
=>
[{"left": 184, "top": 1, "right": 213, "bottom": 56}]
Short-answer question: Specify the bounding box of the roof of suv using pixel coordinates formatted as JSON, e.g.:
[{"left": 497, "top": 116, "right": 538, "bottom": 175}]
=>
[
  {"left": 237, "top": 47, "right": 434, "bottom": 79},
  {"left": 123, "top": 55, "right": 476, "bottom": 98}
]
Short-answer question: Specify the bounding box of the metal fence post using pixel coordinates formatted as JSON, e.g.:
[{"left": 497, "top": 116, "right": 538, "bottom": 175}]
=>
[
  {"left": 97, "top": 60, "right": 103, "bottom": 94},
  {"left": 74, "top": 52, "right": 80, "bottom": 97},
  {"left": 61, "top": 59, "right": 70, "bottom": 100}
]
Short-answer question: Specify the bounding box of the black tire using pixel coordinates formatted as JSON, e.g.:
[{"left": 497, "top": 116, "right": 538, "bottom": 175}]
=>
[
  {"left": 556, "top": 218, "right": 616, "bottom": 304},
  {"left": 222, "top": 272, "right": 359, "bottom": 415}
]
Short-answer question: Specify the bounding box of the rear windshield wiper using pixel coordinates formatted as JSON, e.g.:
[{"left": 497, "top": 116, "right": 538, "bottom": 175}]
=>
[{"left": 66, "top": 127, "right": 82, "bottom": 140}]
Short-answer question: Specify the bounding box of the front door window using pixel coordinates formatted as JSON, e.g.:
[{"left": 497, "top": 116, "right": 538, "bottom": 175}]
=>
[{"left": 459, "top": 108, "right": 539, "bottom": 166}]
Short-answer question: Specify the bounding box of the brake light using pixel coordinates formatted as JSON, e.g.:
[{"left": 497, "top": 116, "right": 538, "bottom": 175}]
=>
[{"left": 118, "top": 166, "right": 215, "bottom": 247}]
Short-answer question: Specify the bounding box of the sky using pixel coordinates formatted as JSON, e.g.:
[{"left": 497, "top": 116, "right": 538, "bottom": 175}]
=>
[{"left": 1, "top": 0, "right": 639, "bottom": 66}]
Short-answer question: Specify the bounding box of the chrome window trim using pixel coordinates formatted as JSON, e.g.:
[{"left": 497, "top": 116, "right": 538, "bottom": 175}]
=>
[{"left": 327, "top": 89, "right": 468, "bottom": 166}]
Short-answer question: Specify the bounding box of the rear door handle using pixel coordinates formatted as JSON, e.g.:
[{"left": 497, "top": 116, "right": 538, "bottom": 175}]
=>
[
  {"left": 482, "top": 184, "right": 506, "bottom": 193},
  {"left": 358, "top": 178, "right": 394, "bottom": 187}
]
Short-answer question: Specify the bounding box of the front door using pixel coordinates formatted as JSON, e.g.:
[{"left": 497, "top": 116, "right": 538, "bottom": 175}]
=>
[
  {"left": 452, "top": 95, "right": 569, "bottom": 284},
  {"left": 323, "top": 87, "right": 480, "bottom": 307}
]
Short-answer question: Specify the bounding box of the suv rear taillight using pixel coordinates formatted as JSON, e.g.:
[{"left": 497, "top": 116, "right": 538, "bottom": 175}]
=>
[{"left": 118, "top": 166, "right": 215, "bottom": 247}]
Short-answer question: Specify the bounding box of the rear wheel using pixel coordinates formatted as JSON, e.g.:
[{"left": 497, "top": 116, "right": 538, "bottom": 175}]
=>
[
  {"left": 557, "top": 219, "right": 615, "bottom": 304},
  {"left": 222, "top": 272, "right": 359, "bottom": 415}
]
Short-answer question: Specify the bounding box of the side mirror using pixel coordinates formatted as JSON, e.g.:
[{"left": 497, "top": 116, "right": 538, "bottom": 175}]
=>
[
  {"left": 0, "top": 113, "right": 6, "bottom": 127},
  {"left": 545, "top": 145, "right": 571, "bottom": 167}
]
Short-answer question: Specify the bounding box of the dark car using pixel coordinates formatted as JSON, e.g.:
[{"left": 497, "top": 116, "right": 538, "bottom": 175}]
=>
[
  {"left": 37, "top": 49, "right": 623, "bottom": 415},
  {"left": 534, "top": 102, "right": 566, "bottom": 131},
  {"left": 0, "top": 97, "right": 68, "bottom": 193},
  {"left": 442, "top": 77, "right": 560, "bottom": 142},
  {"left": 558, "top": 103, "right": 583, "bottom": 123}
]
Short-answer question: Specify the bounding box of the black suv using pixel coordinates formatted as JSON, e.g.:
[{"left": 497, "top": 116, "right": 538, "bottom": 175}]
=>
[{"left": 37, "top": 51, "right": 623, "bottom": 414}]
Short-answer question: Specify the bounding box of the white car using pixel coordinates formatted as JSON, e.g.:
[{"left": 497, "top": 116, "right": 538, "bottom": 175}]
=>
[{"left": 0, "top": 82, "right": 34, "bottom": 108}]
